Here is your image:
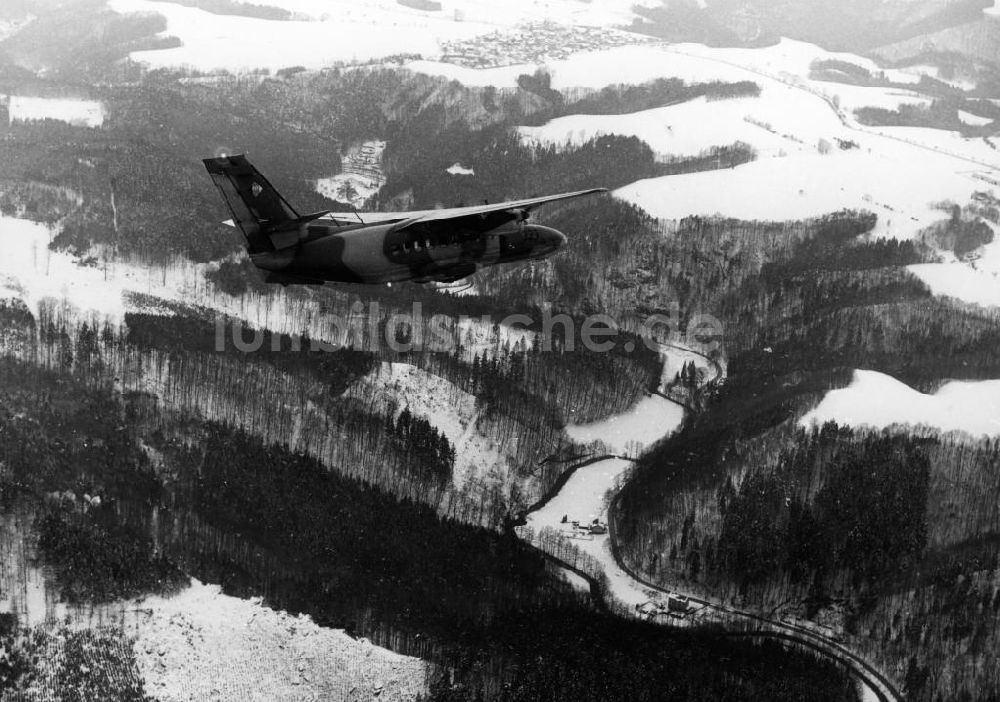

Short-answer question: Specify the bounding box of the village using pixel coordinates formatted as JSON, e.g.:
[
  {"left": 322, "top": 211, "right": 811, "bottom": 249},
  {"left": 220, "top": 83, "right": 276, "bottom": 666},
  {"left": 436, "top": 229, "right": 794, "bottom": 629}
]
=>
[{"left": 438, "top": 22, "right": 647, "bottom": 69}]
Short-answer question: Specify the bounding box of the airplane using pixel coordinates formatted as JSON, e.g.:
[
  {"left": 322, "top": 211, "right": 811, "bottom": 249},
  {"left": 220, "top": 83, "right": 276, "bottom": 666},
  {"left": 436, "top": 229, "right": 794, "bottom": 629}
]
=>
[{"left": 203, "top": 154, "right": 606, "bottom": 285}]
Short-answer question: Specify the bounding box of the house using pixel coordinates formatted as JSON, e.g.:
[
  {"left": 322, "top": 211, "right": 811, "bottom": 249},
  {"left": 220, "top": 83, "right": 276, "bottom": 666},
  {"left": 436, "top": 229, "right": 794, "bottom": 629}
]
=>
[{"left": 667, "top": 595, "right": 690, "bottom": 613}]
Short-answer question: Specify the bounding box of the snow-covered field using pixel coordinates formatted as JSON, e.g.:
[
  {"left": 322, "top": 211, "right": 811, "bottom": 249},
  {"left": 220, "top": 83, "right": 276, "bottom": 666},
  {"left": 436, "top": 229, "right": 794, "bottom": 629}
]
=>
[
  {"left": 106, "top": 0, "right": 486, "bottom": 71},
  {"left": 908, "top": 223, "right": 1000, "bottom": 307},
  {"left": 525, "top": 457, "right": 669, "bottom": 610},
  {"left": 129, "top": 580, "right": 430, "bottom": 702},
  {"left": 800, "top": 369, "right": 1000, "bottom": 438},
  {"left": 408, "top": 44, "right": 742, "bottom": 88},
  {"left": 959, "top": 109, "right": 994, "bottom": 127},
  {"left": 524, "top": 345, "right": 692, "bottom": 603},
  {"left": 5, "top": 95, "right": 105, "bottom": 127},
  {"left": 908, "top": 261, "right": 1000, "bottom": 307},
  {"left": 519, "top": 96, "right": 791, "bottom": 160},
  {"left": 821, "top": 83, "right": 931, "bottom": 112},
  {"left": 0, "top": 215, "right": 264, "bottom": 330},
  {"left": 565, "top": 395, "right": 683, "bottom": 455},
  {"left": 408, "top": 38, "right": 1000, "bottom": 245},
  {"left": 615, "top": 147, "right": 978, "bottom": 240},
  {"left": 524, "top": 355, "right": 688, "bottom": 609},
  {"left": 106, "top": 0, "right": 653, "bottom": 72},
  {"left": 0, "top": 216, "right": 133, "bottom": 324},
  {"left": 0, "top": 506, "right": 428, "bottom": 701}
]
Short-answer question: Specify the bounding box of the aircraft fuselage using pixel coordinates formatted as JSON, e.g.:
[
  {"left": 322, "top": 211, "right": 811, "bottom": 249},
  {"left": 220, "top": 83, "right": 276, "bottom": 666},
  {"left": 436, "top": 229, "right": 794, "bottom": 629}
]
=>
[
  {"left": 251, "top": 216, "right": 567, "bottom": 285},
  {"left": 203, "top": 154, "right": 597, "bottom": 287}
]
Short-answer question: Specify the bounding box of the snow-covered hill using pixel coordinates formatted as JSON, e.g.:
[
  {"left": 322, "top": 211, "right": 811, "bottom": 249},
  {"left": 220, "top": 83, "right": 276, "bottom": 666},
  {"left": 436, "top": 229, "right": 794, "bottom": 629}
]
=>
[
  {"left": 104, "top": 0, "right": 655, "bottom": 72},
  {"left": 131, "top": 580, "right": 430, "bottom": 702},
  {"left": 801, "top": 369, "right": 1000, "bottom": 438},
  {"left": 347, "top": 362, "right": 513, "bottom": 489},
  {"left": 4, "top": 95, "right": 105, "bottom": 127},
  {"left": 406, "top": 38, "right": 1000, "bottom": 252}
]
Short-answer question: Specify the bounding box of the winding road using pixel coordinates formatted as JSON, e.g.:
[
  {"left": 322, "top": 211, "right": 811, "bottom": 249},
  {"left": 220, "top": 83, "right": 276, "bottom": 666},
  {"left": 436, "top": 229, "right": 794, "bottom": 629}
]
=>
[{"left": 514, "top": 343, "right": 903, "bottom": 702}]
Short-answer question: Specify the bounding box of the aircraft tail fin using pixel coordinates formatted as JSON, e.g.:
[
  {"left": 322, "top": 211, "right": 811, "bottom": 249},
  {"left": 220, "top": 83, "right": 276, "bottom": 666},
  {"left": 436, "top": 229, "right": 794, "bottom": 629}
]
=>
[{"left": 202, "top": 154, "right": 301, "bottom": 254}]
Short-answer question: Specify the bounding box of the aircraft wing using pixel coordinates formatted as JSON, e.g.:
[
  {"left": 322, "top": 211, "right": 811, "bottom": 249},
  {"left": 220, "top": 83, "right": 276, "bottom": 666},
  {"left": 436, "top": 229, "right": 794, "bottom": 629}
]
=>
[{"left": 321, "top": 188, "right": 607, "bottom": 228}]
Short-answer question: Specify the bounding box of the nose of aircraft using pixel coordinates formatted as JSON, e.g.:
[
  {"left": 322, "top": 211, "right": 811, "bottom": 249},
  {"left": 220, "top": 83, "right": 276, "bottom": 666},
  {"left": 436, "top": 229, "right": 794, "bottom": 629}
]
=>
[
  {"left": 525, "top": 225, "right": 567, "bottom": 257},
  {"left": 545, "top": 226, "right": 569, "bottom": 248}
]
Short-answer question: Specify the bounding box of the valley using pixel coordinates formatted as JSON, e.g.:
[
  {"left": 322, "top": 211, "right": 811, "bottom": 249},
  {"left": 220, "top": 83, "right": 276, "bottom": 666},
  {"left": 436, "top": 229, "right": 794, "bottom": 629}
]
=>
[{"left": 3, "top": 0, "right": 1000, "bottom": 699}]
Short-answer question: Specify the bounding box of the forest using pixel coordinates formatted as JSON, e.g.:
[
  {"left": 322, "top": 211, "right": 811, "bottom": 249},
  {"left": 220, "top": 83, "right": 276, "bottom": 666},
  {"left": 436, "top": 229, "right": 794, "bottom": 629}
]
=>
[
  {"left": 0, "top": 52, "right": 753, "bottom": 531},
  {"left": 630, "top": 0, "right": 994, "bottom": 54},
  {"left": 0, "top": 354, "right": 861, "bottom": 701},
  {"left": 2, "top": 16, "right": 997, "bottom": 699},
  {"left": 611, "top": 196, "right": 1000, "bottom": 699},
  {"left": 0, "top": 45, "right": 765, "bottom": 261}
]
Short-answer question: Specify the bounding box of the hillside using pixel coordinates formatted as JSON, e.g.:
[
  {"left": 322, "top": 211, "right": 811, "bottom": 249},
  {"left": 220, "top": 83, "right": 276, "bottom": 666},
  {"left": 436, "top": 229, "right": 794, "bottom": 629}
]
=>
[
  {"left": 631, "top": 0, "right": 993, "bottom": 52},
  {"left": 3, "top": 1, "right": 1000, "bottom": 699}
]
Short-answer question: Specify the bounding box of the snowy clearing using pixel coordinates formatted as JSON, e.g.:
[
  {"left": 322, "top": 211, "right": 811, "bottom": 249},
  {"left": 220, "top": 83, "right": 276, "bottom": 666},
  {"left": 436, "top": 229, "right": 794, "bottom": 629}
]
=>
[
  {"left": 959, "top": 109, "right": 994, "bottom": 127},
  {"left": 525, "top": 347, "right": 691, "bottom": 609},
  {"left": 907, "top": 221, "right": 1000, "bottom": 307},
  {"left": 0, "top": 216, "right": 131, "bottom": 325},
  {"left": 529, "top": 456, "right": 632, "bottom": 534},
  {"left": 0, "top": 215, "right": 260, "bottom": 331},
  {"left": 614, "top": 146, "right": 980, "bottom": 241},
  {"left": 128, "top": 580, "right": 429, "bottom": 702},
  {"left": 565, "top": 395, "right": 683, "bottom": 456},
  {"left": 518, "top": 96, "right": 793, "bottom": 160},
  {"left": 800, "top": 369, "right": 1000, "bottom": 438},
  {"left": 907, "top": 261, "right": 1000, "bottom": 308},
  {"left": 4, "top": 95, "right": 105, "bottom": 128},
  {"left": 528, "top": 347, "right": 690, "bottom": 603},
  {"left": 107, "top": 0, "right": 490, "bottom": 71},
  {"left": 522, "top": 456, "right": 683, "bottom": 614},
  {"left": 824, "top": 83, "right": 931, "bottom": 113},
  {"left": 0, "top": 512, "right": 429, "bottom": 702}
]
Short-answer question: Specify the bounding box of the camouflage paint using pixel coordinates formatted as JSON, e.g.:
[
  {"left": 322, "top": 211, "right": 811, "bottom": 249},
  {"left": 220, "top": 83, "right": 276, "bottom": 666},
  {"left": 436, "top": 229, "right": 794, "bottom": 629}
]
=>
[{"left": 204, "top": 155, "right": 588, "bottom": 286}]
